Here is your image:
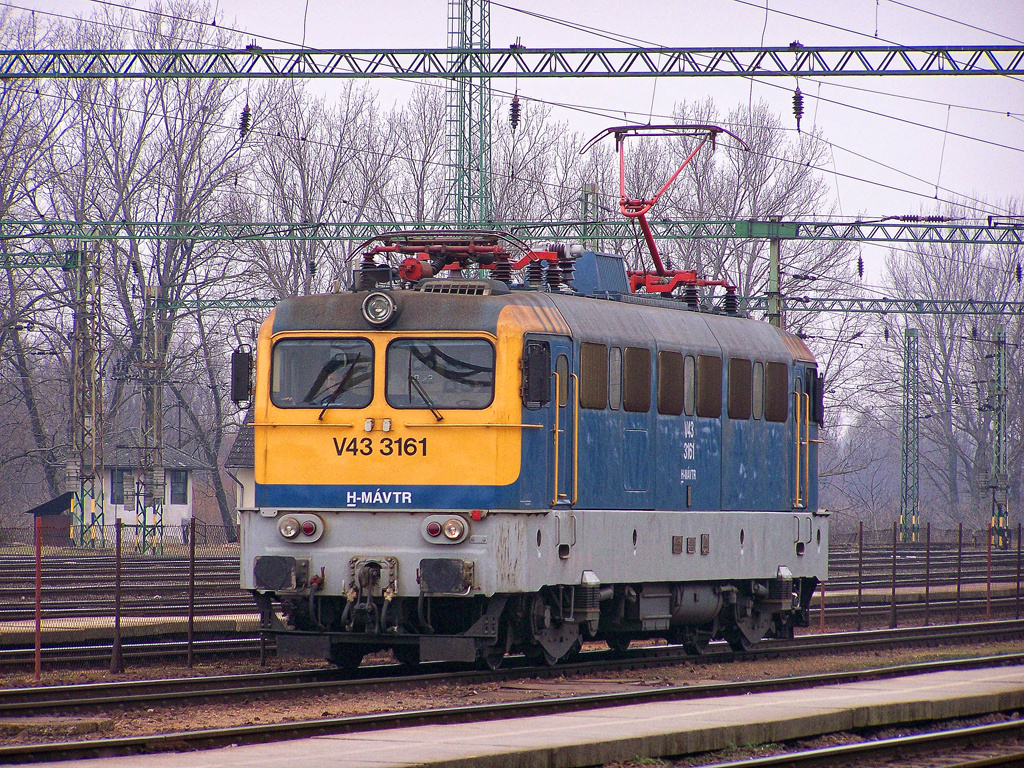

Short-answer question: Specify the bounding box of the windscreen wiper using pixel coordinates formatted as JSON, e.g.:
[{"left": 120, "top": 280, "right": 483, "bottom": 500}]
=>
[
  {"left": 317, "top": 353, "right": 361, "bottom": 421},
  {"left": 410, "top": 375, "right": 444, "bottom": 422}
]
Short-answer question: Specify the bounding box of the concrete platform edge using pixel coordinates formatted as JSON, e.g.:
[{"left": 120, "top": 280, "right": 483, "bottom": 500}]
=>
[{"left": 397, "top": 687, "right": 1024, "bottom": 768}]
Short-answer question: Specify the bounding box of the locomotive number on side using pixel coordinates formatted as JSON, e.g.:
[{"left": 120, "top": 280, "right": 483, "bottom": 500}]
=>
[{"left": 332, "top": 436, "right": 429, "bottom": 457}]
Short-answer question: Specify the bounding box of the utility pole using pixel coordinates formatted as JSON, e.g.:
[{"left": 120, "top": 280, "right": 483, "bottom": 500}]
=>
[
  {"left": 136, "top": 284, "right": 165, "bottom": 553},
  {"left": 989, "top": 324, "right": 1009, "bottom": 549},
  {"left": 580, "top": 183, "right": 599, "bottom": 250},
  {"left": 67, "top": 243, "right": 104, "bottom": 545},
  {"left": 900, "top": 327, "right": 920, "bottom": 543},
  {"left": 445, "top": 0, "right": 491, "bottom": 226}
]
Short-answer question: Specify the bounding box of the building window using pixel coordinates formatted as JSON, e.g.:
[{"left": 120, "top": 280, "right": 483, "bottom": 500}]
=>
[
  {"left": 168, "top": 470, "right": 188, "bottom": 506},
  {"left": 110, "top": 469, "right": 128, "bottom": 506}
]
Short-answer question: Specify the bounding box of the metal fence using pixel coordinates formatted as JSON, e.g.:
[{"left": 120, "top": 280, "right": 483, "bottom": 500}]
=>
[
  {"left": 2, "top": 517, "right": 1022, "bottom": 679},
  {"left": 1, "top": 519, "right": 255, "bottom": 678}
]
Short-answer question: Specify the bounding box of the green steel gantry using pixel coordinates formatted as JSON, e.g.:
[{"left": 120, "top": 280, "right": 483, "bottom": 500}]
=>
[
  {"left": 3, "top": 218, "right": 1021, "bottom": 245},
  {"left": 0, "top": 44, "right": 1020, "bottom": 79}
]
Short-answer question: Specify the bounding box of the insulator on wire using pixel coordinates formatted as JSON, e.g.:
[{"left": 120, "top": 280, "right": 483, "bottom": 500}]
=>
[
  {"left": 1017, "top": 262, "right": 1022, "bottom": 284},
  {"left": 792, "top": 86, "right": 804, "bottom": 133},
  {"left": 239, "top": 104, "right": 251, "bottom": 139},
  {"left": 857, "top": 256, "right": 864, "bottom": 279},
  {"left": 509, "top": 94, "right": 521, "bottom": 133}
]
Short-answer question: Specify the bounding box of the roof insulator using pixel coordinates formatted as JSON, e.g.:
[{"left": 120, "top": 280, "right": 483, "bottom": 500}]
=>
[
  {"left": 239, "top": 104, "right": 251, "bottom": 139},
  {"left": 792, "top": 87, "right": 804, "bottom": 133},
  {"left": 509, "top": 94, "right": 521, "bottom": 133}
]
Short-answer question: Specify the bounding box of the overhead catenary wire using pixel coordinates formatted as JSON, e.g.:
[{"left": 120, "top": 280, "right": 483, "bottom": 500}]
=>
[
  {"left": 3, "top": 1, "right": 1020, "bottom": 226},
  {"left": 7, "top": 0, "right": 1020, "bottom": 221}
]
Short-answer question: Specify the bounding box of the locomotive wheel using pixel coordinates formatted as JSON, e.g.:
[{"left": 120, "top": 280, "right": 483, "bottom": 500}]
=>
[
  {"left": 606, "top": 635, "right": 631, "bottom": 654},
  {"left": 329, "top": 643, "right": 366, "bottom": 672},
  {"left": 671, "top": 620, "right": 716, "bottom": 656},
  {"left": 478, "top": 643, "right": 506, "bottom": 670},
  {"left": 528, "top": 593, "right": 582, "bottom": 666},
  {"left": 392, "top": 643, "right": 420, "bottom": 668},
  {"left": 724, "top": 628, "right": 754, "bottom": 653}
]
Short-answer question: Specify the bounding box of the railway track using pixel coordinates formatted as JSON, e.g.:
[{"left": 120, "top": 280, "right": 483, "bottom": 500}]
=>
[
  {"left": 2, "top": 625, "right": 1023, "bottom": 764},
  {"left": 701, "top": 718, "right": 1024, "bottom": 767},
  {"left": 3, "top": 620, "right": 1023, "bottom": 716},
  {"left": 0, "top": 586, "right": 1019, "bottom": 671}
]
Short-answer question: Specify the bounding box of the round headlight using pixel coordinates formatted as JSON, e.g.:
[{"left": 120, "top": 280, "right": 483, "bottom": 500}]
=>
[
  {"left": 361, "top": 291, "right": 400, "bottom": 328},
  {"left": 443, "top": 517, "right": 466, "bottom": 541},
  {"left": 278, "top": 516, "right": 300, "bottom": 539}
]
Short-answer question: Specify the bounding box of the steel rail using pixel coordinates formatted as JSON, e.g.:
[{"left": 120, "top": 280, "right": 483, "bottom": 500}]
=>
[
  {"left": 700, "top": 718, "right": 1024, "bottom": 767},
  {"left": 2, "top": 645, "right": 1023, "bottom": 764},
  {"left": 3, "top": 621, "right": 1022, "bottom": 715}
]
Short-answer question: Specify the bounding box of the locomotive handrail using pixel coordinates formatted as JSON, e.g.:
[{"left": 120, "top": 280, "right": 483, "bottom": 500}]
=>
[
  {"left": 572, "top": 373, "right": 580, "bottom": 507},
  {"left": 793, "top": 391, "right": 802, "bottom": 509},
  {"left": 803, "top": 392, "right": 811, "bottom": 510},
  {"left": 401, "top": 422, "right": 544, "bottom": 428},
  {"left": 251, "top": 421, "right": 354, "bottom": 427},
  {"left": 552, "top": 370, "right": 561, "bottom": 507}
]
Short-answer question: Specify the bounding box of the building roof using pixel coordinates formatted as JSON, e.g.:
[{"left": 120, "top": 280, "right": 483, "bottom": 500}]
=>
[{"left": 225, "top": 407, "right": 255, "bottom": 469}]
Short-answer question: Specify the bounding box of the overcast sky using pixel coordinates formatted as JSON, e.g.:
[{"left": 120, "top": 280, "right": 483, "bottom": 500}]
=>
[{"left": 15, "top": 1, "right": 1024, "bottom": 281}]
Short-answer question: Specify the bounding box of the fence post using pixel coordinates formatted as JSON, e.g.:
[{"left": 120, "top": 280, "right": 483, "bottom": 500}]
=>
[
  {"left": 188, "top": 517, "right": 196, "bottom": 669},
  {"left": 34, "top": 516, "right": 42, "bottom": 682},
  {"left": 987, "top": 521, "right": 993, "bottom": 620},
  {"left": 857, "top": 521, "right": 863, "bottom": 632},
  {"left": 110, "top": 519, "right": 123, "bottom": 674},
  {"left": 924, "top": 522, "right": 930, "bottom": 627},
  {"left": 956, "top": 522, "right": 963, "bottom": 624},
  {"left": 1017, "top": 521, "right": 1021, "bottom": 621}
]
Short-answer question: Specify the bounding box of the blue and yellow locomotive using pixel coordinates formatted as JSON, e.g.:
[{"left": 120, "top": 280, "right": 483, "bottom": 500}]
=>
[{"left": 237, "top": 229, "right": 828, "bottom": 669}]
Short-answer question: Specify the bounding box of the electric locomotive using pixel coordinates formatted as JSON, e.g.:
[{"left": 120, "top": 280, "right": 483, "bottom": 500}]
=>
[{"left": 236, "top": 229, "right": 828, "bottom": 670}]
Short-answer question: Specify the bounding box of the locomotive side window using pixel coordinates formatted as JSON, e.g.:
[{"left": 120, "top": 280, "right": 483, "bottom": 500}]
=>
[
  {"left": 728, "top": 358, "right": 752, "bottom": 419},
  {"left": 683, "top": 355, "right": 696, "bottom": 416},
  {"left": 608, "top": 347, "right": 622, "bottom": 410},
  {"left": 752, "top": 361, "right": 765, "bottom": 420},
  {"left": 623, "top": 347, "right": 651, "bottom": 412},
  {"left": 386, "top": 338, "right": 495, "bottom": 410},
  {"left": 580, "top": 343, "right": 608, "bottom": 410},
  {"left": 271, "top": 338, "right": 373, "bottom": 409},
  {"left": 657, "top": 351, "right": 684, "bottom": 415},
  {"left": 555, "top": 354, "right": 569, "bottom": 407},
  {"left": 696, "top": 355, "right": 722, "bottom": 418},
  {"left": 764, "top": 361, "right": 789, "bottom": 422}
]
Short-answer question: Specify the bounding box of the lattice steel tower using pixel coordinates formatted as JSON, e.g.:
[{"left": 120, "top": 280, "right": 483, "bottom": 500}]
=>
[
  {"left": 445, "top": 0, "right": 492, "bottom": 225},
  {"left": 136, "top": 284, "right": 165, "bottom": 553},
  {"left": 68, "top": 244, "right": 105, "bottom": 545},
  {"left": 899, "top": 327, "right": 920, "bottom": 543},
  {"left": 989, "top": 325, "right": 1009, "bottom": 548}
]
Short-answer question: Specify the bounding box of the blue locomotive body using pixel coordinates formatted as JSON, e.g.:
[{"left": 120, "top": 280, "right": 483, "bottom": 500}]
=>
[{"left": 239, "top": 243, "right": 828, "bottom": 669}]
